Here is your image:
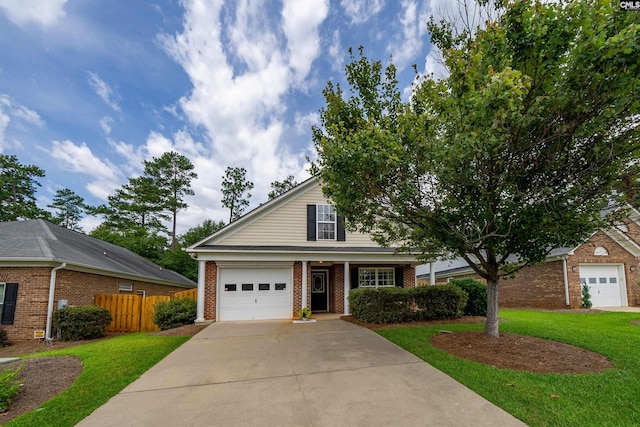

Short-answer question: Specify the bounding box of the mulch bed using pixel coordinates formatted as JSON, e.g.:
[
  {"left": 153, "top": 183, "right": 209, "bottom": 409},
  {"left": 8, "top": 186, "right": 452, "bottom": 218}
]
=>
[{"left": 341, "top": 315, "right": 614, "bottom": 374}]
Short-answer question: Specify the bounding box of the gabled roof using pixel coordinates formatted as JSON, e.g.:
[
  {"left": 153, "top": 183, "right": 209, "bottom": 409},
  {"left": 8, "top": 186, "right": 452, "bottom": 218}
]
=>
[
  {"left": 188, "top": 177, "right": 318, "bottom": 249},
  {"left": 0, "top": 219, "right": 195, "bottom": 287}
]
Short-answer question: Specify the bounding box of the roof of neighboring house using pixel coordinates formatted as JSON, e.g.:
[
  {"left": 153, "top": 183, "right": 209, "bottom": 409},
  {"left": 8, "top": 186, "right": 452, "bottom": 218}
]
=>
[{"left": 0, "top": 219, "right": 195, "bottom": 288}]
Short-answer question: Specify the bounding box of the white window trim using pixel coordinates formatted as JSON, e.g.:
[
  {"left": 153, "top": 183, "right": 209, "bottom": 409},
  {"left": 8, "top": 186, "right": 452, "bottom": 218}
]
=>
[
  {"left": 358, "top": 267, "right": 395, "bottom": 288},
  {"left": 317, "top": 204, "right": 336, "bottom": 241},
  {"left": 119, "top": 283, "right": 133, "bottom": 292}
]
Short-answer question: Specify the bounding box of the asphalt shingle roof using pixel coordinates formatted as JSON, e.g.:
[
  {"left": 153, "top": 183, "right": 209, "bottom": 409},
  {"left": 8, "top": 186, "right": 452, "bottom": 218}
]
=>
[{"left": 0, "top": 219, "right": 195, "bottom": 287}]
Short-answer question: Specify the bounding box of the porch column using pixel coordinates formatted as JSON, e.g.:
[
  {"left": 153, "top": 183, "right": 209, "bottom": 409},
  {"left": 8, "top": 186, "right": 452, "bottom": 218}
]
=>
[
  {"left": 302, "top": 261, "right": 308, "bottom": 309},
  {"left": 344, "top": 261, "right": 350, "bottom": 314},
  {"left": 430, "top": 262, "right": 436, "bottom": 285},
  {"left": 195, "top": 260, "right": 205, "bottom": 322}
]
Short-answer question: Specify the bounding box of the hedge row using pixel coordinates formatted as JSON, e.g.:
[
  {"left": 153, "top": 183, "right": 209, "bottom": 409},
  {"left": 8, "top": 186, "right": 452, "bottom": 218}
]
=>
[
  {"left": 53, "top": 305, "right": 112, "bottom": 341},
  {"left": 348, "top": 285, "right": 468, "bottom": 324}
]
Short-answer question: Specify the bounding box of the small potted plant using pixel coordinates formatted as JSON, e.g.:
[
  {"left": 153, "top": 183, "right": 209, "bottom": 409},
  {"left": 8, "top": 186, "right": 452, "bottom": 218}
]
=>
[{"left": 297, "top": 307, "right": 312, "bottom": 321}]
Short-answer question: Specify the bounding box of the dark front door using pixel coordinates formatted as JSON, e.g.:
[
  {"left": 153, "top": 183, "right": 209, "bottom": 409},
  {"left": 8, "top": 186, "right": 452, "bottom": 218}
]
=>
[{"left": 311, "top": 271, "right": 328, "bottom": 312}]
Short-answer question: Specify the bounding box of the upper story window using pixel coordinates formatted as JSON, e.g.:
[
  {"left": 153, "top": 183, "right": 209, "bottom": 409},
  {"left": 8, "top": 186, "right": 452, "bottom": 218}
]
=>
[{"left": 317, "top": 204, "right": 336, "bottom": 240}]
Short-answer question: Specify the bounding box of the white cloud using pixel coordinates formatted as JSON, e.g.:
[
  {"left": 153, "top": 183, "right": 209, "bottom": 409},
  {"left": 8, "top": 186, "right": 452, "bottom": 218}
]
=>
[
  {"left": 0, "top": 102, "right": 9, "bottom": 152},
  {"left": 50, "top": 140, "right": 121, "bottom": 200},
  {"left": 328, "top": 30, "right": 345, "bottom": 72},
  {"left": 100, "top": 116, "right": 113, "bottom": 135},
  {"left": 159, "top": 0, "right": 326, "bottom": 220},
  {"left": 294, "top": 112, "right": 319, "bottom": 135},
  {"left": 340, "top": 0, "right": 385, "bottom": 24},
  {"left": 0, "top": 94, "right": 45, "bottom": 151},
  {"left": 88, "top": 72, "right": 121, "bottom": 112},
  {"left": 282, "top": 0, "right": 329, "bottom": 84},
  {"left": 13, "top": 105, "right": 44, "bottom": 128},
  {"left": 0, "top": 0, "right": 67, "bottom": 27},
  {"left": 386, "top": 0, "right": 429, "bottom": 71}
]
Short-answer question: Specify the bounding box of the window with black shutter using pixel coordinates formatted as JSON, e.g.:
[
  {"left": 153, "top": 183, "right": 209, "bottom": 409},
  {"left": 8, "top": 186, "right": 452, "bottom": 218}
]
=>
[
  {"left": 0, "top": 283, "right": 18, "bottom": 325},
  {"left": 307, "top": 205, "right": 316, "bottom": 241}
]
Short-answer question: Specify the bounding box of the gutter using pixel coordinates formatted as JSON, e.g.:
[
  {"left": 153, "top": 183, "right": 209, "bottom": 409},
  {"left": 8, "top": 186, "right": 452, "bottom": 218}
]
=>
[
  {"left": 562, "top": 256, "right": 570, "bottom": 306},
  {"left": 46, "top": 262, "right": 66, "bottom": 341}
]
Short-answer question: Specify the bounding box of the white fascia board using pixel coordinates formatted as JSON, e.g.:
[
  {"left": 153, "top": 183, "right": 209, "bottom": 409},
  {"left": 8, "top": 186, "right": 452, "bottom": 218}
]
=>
[
  {"left": 604, "top": 228, "right": 640, "bottom": 257},
  {"left": 187, "top": 178, "right": 318, "bottom": 250},
  {"left": 194, "top": 251, "right": 418, "bottom": 264}
]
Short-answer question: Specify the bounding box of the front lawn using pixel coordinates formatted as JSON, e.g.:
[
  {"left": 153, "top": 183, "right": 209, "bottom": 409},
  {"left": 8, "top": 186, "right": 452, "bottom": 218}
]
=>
[
  {"left": 5, "top": 333, "right": 189, "bottom": 427},
  {"left": 377, "top": 309, "right": 640, "bottom": 427}
]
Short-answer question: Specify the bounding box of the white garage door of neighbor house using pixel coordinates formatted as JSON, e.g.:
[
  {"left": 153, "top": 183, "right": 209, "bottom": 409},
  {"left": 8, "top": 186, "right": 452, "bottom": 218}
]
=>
[
  {"left": 579, "top": 264, "right": 626, "bottom": 307},
  {"left": 219, "top": 268, "right": 292, "bottom": 321}
]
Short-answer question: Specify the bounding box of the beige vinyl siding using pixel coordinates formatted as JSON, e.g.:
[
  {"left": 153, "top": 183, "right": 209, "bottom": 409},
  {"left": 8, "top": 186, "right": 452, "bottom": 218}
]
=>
[{"left": 221, "top": 184, "right": 378, "bottom": 246}]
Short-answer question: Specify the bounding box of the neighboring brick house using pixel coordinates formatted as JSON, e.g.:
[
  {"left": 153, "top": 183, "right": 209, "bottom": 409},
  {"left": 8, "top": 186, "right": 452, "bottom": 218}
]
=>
[
  {"left": 416, "top": 212, "right": 640, "bottom": 309},
  {"left": 0, "top": 220, "right": 196, "bottom": 340},
  {"left": 187, "top": 177, "right": 420, "bottom": 322}
]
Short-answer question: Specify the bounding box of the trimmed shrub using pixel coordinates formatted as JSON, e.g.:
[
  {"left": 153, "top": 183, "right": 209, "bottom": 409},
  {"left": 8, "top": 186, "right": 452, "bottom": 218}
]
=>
[
  {"left": 53, "top": 305, "right": 112, "bottom": 341},
  {"left": 0, "top": 327, "right": 11, "bottom": 348},
  {"left": 410, "top": 285, "right": 468, "bottom": 320},
  {"left": 152, "top": 297, "right": 197, "bottom": 331},
  {"left": 0, "top": 363, "right": 22, "bottom": 412},
  {"left": 449, "top": 278, "right": 488, "bottom": 316},
  {"left": 348, "top": 287, "right": 412, "bottom": 324},
  {"left": 348, "top": 285, "right": 468, "bottom": 324}
]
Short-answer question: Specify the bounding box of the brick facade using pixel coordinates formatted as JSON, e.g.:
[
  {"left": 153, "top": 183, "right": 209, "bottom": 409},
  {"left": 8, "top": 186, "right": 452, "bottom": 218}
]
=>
[
  {"left": 425, "top": 230, "right": 640, "bottom": 309},
  {"left": 0, "top": 266, "right": 190, "bottom": 340},
  {"left": 203, "top": 261, "right": 217, "bottom": 321}
]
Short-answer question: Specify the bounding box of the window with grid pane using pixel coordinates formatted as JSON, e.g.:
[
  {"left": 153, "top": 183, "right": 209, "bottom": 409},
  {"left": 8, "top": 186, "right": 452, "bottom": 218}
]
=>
[
  {"left": 358, "top": 268, "right": 395, "bottom": 287},
  {"left": 317, "top": 204, "right": 336, "bottom": 240}
]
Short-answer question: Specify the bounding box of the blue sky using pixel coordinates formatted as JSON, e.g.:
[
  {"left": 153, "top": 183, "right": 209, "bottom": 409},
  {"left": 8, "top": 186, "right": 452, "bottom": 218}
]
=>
[{"left": 0, "top": 0, "right": 447, "bottom": 234}]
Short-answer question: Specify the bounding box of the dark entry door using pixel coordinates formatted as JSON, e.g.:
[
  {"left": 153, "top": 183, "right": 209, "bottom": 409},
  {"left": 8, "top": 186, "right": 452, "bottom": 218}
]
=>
[{"left": 311, "top": 271, "right": 328, "bottom": 311}]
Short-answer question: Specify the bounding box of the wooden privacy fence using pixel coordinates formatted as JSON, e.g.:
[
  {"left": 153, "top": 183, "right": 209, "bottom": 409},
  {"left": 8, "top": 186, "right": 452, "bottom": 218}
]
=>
[{"left": 95, "top": 288, "right": 197, "bottom": 333}]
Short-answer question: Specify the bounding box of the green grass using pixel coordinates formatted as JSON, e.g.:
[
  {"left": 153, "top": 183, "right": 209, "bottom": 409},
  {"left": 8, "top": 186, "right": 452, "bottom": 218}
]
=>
[
  {"left": 377, "top": 309, "right": 640, "bottom": 427},
  {"left": 6, "top": 333, "right": 190, "bottom": 427}
]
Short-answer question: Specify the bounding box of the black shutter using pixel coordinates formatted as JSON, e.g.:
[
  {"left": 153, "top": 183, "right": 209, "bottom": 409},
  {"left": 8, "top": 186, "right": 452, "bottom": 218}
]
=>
[
  {"left": 1, "top": 283, "right": 18, "bottom": 325},
  {"left": 395, "top": 267, "right": 404, "bottom": 288},
  {"left": 350, "top": 268, "right": 359, "bottom": 289},
  {"left": 337, "top": 214, "right": 346, "bottom": 241},
  {"left": 307, "top": 205, "right": 316, "bottom": 241}
]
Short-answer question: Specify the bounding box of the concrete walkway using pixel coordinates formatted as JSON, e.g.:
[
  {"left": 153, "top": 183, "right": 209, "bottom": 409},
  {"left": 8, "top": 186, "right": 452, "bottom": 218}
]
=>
[{"left": 77, "top": 319, "right": 526, "bottom": 427}]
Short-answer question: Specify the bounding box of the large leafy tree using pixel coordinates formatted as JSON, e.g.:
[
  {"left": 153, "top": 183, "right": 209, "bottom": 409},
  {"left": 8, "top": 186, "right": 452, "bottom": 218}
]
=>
[
  {"left": 221, "top": 167, "right": 254, "bottom": 222},
  {"left": 268, "top": 175, "right": 298, "bottom": 200},
  {"left": 0, "top": 154, "right": 47, "bottom": 221},
  {"left": 312, "top": 1, "right": 640, "bottom": 337},
  {"left": 47, "top": 188, "right": 86, "bottom": 231},
  {"left": 91, "top": 223, "right": 168, "bottom": 263},
  {"left": 143, "top": 152, "right": 197, "bottom": 249}
]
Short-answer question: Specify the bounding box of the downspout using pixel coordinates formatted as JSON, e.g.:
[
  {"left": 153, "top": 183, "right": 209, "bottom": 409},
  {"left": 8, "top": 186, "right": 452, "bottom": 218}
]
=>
[
  {"left": 562, "top": 256, "right": 570, "bottom": 307},
  {"left": 46, "top": 263, "right": 66, "bottom": 341}
]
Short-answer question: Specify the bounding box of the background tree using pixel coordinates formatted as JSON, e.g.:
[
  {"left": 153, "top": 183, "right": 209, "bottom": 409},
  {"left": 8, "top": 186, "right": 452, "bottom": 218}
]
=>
[
  {"left": 221, "top": 167, "right": 254, "bottom": 222},
  {"left": 268, "top": 175, "right": 298, "bottom": 200},
  {"left": 47, "top": 188, "right": 86, "bottom": 231},
  {"left": 143, "top": 152, "right": 197, "bottom": 249},
  {"left": 312, "top": 1, "right": 640, "bottom": 337},
  {"left": 180, "top": 219, "right": 226, "bottom": 247},
  {"left": 91, "top": 224, "right": 168, "bottom": 263},
  {"left": 0, "top": 154, "right": 47, "bottom": 221}
]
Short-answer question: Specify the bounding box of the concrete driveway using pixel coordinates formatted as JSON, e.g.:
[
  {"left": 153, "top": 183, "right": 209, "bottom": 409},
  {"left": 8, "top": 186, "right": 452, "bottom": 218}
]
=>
[{"left": 77, "top": 318, "right": 526, "bottom": 427}]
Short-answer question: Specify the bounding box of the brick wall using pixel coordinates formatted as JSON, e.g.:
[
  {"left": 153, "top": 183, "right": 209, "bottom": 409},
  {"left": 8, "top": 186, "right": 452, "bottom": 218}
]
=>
[
  {"left": 332, "top": 264, "right": 345, "bottom": 314},
  {"left": 403, "top": 265, "right": 416, "bottom": 287},
  {"left": 0, "top": 266, "right": 192, "bottom": 340},
  {"left": 568, "top": 231, "right": 640, "bottom": 307},
  {"left": 204, "top": 261, "right": 217, "bottom": 321},
  {"left": 293, "top": 261, "right": 302, "bottom": 317},
  {"left": 431, "top": 230, "right": 640, "bottom": 309}
]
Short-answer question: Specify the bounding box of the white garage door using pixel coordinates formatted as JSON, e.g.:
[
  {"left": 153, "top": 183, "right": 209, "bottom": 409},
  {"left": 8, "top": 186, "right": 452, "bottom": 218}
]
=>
[
  {"left": 219, "top": 268, "right": 292, "bottom": 321},
  {"left": 579, "top": 265, "right": 626, "bottom": 307}
]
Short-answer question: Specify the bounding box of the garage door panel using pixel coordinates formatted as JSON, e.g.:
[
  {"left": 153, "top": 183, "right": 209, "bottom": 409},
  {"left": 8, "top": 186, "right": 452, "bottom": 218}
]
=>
[
  {"left": 219, "top": 268, "right": 292, "bottom": 321},
  {"left": 579, "top": 265, "right": 624, "bottom": 307}
]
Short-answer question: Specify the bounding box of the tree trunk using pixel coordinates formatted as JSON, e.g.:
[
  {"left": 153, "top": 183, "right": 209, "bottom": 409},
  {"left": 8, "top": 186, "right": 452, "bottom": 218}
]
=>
[
  {"left": 171, "top": 207, "right": 177, "bottom": 251},
  {"left": 485, "top": 277, "right": 500, "bottom": 337}
]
